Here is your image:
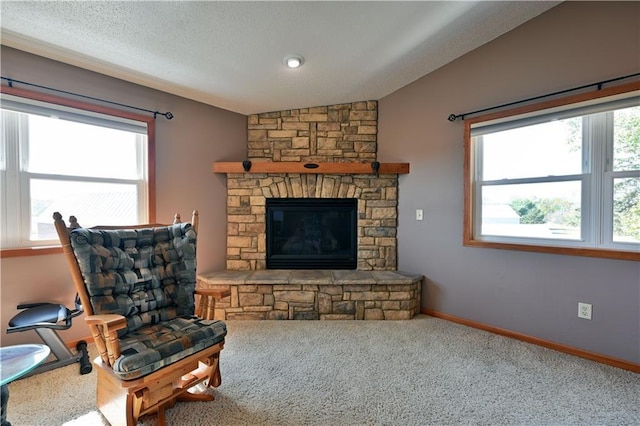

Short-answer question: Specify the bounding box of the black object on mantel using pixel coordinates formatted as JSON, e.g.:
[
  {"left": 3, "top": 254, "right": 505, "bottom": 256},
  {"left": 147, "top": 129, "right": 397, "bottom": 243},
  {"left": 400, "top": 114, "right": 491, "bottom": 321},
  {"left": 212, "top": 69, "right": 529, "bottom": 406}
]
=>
[
  {"left": 371, "top": 161, "right": 380, "bottom": 175},
  {"left": 303, "top": 163, "right": 319, "bottom": 169},
  {"left": 242, "top": 160, "right": 252, "bottom": 172}
]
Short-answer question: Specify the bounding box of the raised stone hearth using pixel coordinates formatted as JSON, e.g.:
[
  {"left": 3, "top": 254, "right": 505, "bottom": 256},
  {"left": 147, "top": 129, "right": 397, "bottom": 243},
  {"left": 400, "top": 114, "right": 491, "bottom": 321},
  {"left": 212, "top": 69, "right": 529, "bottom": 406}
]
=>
[{"left": 198, "top": 270, "right": 423, "bottom": 320}]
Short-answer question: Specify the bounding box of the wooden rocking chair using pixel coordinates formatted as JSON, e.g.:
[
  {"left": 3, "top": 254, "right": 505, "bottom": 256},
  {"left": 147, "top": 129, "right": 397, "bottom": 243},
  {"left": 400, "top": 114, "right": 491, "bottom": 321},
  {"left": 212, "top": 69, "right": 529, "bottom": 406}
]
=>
[{"left": 53, "top": 210, "right": 228, "bottom": 426}]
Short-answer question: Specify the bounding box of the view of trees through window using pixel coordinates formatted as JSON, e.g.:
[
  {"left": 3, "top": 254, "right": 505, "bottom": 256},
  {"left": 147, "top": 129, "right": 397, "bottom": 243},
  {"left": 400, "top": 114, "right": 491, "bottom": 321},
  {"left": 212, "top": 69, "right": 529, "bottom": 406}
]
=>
[
  {"left": 500, "top": 107, "right": 640, "bottom": 242},
  {"left": 612, "top": 107, "right": 640, "bottom": 242}
]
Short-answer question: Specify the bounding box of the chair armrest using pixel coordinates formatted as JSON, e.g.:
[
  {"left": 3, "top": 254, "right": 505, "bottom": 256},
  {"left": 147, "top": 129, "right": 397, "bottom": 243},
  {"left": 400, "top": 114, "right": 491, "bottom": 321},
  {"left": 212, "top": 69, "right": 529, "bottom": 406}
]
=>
[
  {"left": 85, "top": 314, "right": 127, "bottom": 366},
  {"left": 85, "top": 314, "right": 127, "bottom": 328},
  {"left": 194, "top": 288, "right": 231, "bottom": 320}
]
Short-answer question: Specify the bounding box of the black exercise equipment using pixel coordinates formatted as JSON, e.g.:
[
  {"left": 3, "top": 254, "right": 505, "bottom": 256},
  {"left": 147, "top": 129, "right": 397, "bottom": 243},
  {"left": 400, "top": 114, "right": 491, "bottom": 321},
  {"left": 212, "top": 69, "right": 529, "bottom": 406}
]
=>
[{"left": 6, "top": 296, "right": 92, "bottom": 378}]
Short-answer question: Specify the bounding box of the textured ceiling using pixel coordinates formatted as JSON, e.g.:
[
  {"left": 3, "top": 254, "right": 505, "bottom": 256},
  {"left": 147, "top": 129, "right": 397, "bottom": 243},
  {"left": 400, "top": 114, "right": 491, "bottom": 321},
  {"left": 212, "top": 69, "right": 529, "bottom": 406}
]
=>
[{"left": 0, "top": 1, "right": 560, "bottom": 115}]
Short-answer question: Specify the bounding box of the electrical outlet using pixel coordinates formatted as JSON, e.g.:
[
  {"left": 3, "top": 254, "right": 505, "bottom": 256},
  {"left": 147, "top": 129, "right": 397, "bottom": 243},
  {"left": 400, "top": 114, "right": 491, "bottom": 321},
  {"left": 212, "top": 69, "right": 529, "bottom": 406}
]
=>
[
  {"left": 578, "top": 302, "right": 592, "bottom": 320},
  {"left": 416, "top": 209, "right": 423, "bottom": 221}
]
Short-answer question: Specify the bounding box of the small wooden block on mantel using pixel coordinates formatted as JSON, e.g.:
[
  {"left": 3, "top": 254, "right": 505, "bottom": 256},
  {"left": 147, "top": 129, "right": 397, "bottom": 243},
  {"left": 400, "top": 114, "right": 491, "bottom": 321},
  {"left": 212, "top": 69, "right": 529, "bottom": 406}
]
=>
[{"left": 213, "top": 161, "right": 410, "bottom": 175}]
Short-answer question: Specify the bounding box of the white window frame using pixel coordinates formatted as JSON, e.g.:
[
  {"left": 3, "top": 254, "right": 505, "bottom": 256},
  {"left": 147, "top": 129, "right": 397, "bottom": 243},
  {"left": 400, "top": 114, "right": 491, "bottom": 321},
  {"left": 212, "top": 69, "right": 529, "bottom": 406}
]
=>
[
  {"left": 0, "top": 86, "right": 156, "bottom": 256},
  {"left": 464, "top": 81, "right": 640, "bottom": 261}
]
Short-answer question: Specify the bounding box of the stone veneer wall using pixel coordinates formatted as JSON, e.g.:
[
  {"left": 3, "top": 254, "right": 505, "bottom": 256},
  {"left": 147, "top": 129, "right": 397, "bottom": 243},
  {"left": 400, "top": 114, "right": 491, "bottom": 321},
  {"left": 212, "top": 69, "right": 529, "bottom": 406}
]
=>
[
  {"left": 247, "top": 101, "right": 378, "bottom": 162},
  {"left": 226, "top": 100, "right": 399, "bottom": 271}
]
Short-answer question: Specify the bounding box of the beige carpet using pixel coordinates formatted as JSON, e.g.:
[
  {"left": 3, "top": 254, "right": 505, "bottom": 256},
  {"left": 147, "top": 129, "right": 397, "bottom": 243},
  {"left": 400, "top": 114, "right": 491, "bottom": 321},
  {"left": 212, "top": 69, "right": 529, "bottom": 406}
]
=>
[{"left": 6, "top": 315, "right": 640, "bottom": 425}]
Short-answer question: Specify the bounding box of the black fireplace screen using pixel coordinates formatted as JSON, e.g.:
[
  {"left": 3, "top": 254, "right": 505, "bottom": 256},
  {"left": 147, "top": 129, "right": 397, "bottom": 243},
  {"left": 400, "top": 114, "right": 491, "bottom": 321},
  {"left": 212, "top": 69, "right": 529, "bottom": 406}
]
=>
[{"left": 266, "top": 198, "right": 357, "bottom": 269}]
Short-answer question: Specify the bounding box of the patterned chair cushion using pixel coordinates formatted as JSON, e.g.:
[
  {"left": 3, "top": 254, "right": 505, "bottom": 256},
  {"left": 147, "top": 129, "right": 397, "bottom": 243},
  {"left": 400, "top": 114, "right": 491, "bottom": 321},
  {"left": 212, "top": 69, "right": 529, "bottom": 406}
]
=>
[
  {"left": 69, "top": 221, "right": 227, "bottom": 380},
  {"left": 69, "top": 223, "right": 198, "bottom": 336},
  {"left": 113, "top": 317, "right": 227, "bottom": 380}
]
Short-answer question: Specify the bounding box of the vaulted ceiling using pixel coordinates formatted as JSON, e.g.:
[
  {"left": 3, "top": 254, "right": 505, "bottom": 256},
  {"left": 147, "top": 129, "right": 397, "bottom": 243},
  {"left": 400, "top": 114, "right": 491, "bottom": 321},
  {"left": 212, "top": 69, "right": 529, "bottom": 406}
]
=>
[{"left": 0, "top": 1, "right": 560, "bottom": 114}]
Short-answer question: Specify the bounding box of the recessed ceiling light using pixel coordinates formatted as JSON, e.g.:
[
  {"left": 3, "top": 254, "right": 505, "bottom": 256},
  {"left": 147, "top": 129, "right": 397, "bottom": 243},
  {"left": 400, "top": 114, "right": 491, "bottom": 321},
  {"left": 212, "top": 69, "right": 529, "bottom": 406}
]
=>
[{"left": 283, "top": 54, "right": 304, "bottom": 69}]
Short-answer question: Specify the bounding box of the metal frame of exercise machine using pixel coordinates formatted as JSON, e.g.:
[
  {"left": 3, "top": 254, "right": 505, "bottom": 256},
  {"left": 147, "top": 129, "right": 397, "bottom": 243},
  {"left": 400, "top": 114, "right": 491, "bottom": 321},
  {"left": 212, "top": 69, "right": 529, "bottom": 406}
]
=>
[{"left": 6, "top": 297, "right": 91, "bottom": 378}]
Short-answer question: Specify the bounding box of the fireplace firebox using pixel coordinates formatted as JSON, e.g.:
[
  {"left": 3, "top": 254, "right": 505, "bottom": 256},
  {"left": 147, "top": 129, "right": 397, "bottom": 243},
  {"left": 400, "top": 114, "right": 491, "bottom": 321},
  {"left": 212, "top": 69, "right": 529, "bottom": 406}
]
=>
[{"left": 266, "top": 198, "right": 357, "bottom": 269}]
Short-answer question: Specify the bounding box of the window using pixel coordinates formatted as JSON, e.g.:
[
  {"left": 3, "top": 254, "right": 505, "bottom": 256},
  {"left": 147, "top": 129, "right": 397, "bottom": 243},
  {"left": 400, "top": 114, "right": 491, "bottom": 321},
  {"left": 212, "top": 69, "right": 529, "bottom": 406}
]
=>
[
  {"left": 464, "top": 82, "right": 640, "bottom": 260},
  {"left": 0, "top": 87, "right": 155, "bottom": 254}
]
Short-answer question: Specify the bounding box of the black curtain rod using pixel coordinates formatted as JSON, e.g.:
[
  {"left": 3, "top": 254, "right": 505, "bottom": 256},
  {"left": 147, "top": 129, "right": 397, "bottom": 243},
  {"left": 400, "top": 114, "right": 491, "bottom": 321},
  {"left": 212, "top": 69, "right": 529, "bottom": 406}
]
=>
[
  {"left": 447, "top": 72, "right": 640, "bottom": 122},
  {"left": 1, "top": 76, "right": 174, "bottom": 120}
]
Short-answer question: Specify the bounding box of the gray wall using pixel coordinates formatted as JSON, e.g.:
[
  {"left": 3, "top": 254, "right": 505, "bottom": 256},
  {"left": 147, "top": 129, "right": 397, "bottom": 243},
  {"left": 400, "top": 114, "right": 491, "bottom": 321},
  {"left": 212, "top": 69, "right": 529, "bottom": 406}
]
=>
[
  {"left": 0, "top": 46, "right": 247, "bottom": 345},
  {"left": 379, "top": 1, "right": 640, "bottom": 364},
  {"left": 2, "top": 2, "right": 639, "bottom": 366}
]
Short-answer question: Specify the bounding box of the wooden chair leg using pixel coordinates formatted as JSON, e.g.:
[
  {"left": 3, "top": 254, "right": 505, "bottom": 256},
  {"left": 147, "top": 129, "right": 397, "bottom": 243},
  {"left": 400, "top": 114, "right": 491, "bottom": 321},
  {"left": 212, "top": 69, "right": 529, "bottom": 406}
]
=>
[
  {"left": 210, "top": 362, "right": 222, "bottom": 388},
  {"left": 207, "top": 298, "right": 216, "bottom": 320},
  {"left": 156, "top": 403, "right": 167, "bottom": 426},
  {"left": 197, "top": 295, "right": 208, "bottom": 318},
  {"left": 209, "top": 353, "right": 222, "bottom": 388}
]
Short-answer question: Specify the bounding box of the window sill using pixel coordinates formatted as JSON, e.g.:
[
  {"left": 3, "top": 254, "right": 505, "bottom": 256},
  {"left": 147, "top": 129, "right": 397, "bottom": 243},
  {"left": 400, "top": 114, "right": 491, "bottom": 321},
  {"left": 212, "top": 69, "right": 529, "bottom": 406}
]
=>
[
  {"left": 0, "top": 246, "right": 62, "bottom": 258},
  {"left": 463, "top": 239, "right": 640, "bottom": 261}
]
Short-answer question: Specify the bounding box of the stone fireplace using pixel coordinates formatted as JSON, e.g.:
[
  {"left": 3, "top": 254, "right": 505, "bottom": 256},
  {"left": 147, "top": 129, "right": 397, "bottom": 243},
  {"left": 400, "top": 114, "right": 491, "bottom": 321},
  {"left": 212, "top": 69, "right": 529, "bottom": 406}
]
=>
[
  {"left": 225, "top": 100, "right": 400, "bottom": 271},
  {"left": 204, "top": 100, "right": 423, "bottom": 320}
]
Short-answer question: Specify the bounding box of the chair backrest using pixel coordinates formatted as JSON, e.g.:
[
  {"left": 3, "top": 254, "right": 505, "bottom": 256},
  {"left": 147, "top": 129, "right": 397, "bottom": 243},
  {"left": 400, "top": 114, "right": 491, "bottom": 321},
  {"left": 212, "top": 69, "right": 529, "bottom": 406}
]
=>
[{"left": 54, "top": 211, "right": 199, "bottom": 337}]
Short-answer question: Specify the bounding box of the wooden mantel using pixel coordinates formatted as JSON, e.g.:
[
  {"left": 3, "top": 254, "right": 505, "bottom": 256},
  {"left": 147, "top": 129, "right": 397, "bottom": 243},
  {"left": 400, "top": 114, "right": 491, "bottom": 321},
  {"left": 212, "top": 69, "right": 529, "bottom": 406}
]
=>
[{"left": 213, "top": 161, "right": 410, "bottom": 175}]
